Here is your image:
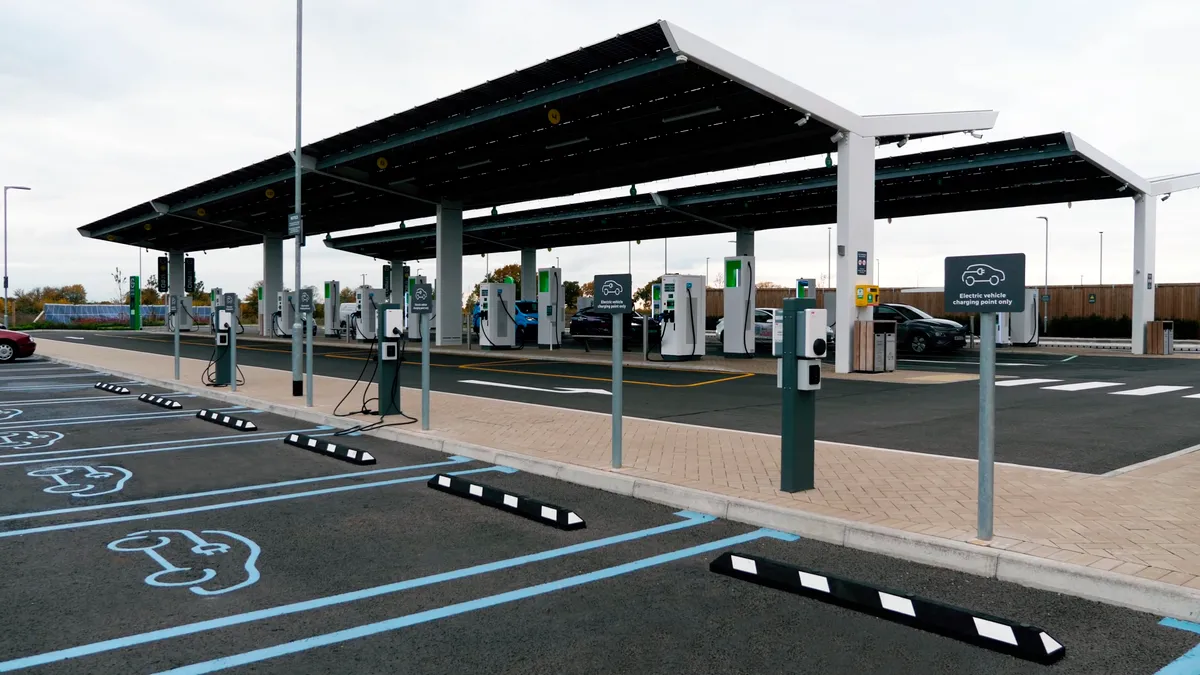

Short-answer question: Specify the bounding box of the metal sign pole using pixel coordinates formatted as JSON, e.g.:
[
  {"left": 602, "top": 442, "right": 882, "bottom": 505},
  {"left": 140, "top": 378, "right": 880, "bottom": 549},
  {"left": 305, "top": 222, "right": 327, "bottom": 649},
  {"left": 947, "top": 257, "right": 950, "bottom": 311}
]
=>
[
  {"left": 305, "top": 310, "right": 314, "bottom": 407},
  {"left": 421, "top": 312, "right": 431, "bottom": 430},
  {"left": 977, "top": 312, "right": 997, "bottom": 540},
  {"left": 612, "top": 320, "right": 623, "bottom": 468},
  {"left": 172, "top": 297, "right": 180, "bottom": 381}
]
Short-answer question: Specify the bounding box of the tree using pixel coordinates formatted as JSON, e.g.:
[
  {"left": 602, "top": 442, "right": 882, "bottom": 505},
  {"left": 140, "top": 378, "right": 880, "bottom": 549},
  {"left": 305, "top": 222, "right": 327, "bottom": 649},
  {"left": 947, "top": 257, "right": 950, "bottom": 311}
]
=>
[
  {"left": 60, "top": 284, "right": 87, "bottom": 304},
  {"left": 563, "top": 280, "right": 583, "bottom": 311},
  {"left": 242, "top": 281, "right": 262, "bottom": 320},
  {"left": 339, "top": 287, "right": 356, "bottom": 303},
  {"left": 580, "top": 280, "right": 594, "bottom": 297},
  {"left": 189, "top": 280, "right": 209, "bottom": 305},
  {"left": 140, "top": 276, "right": 162, "bottom": 306},
  {"left": 112, "top": 267, "right": 127, "bottom": 303}
]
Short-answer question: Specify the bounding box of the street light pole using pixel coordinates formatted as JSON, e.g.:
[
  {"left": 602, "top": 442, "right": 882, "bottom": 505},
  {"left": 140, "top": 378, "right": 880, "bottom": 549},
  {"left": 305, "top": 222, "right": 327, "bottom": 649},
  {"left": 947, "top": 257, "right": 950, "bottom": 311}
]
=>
[
  {"left": 827, "top": 226, "right": 831, "bottom": 288},
  {"left": 2, "top": 186, "right": 32, "bottom": 328},
  {"left": 290, "top": 0, "right": 305, "bottom": 397},
  {"left": 1099, "top": 231, "right": 1104, "bottom": 284},
  {"left": 1037, "top": 216, "right": 1049, "bottom": 335},
  {"left": 705, "top": 257, "right": 710, "bottom": 285}
]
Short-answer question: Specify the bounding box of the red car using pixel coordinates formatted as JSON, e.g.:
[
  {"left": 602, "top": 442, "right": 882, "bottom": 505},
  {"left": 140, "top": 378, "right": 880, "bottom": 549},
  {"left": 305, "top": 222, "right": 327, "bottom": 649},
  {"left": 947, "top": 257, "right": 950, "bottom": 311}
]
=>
[{"left": 0, "top": 328, "right": 36, "bottom": 362}]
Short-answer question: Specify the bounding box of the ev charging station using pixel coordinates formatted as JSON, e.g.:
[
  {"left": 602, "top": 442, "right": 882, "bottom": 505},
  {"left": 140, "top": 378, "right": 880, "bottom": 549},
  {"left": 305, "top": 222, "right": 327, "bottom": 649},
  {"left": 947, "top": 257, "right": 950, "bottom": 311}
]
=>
[
  {"left": 796, "top": 278, "right": 817, "bottom": 300},
  {"left": 377, "top": 302, "right": 405, "bottom": 417},
  {"left": 659, "top": 274, "right": 705, "bottom": 361},
  {"left": 354, "top": 286, "right": 383, "bottom": 342},
  {"left": 323, "top": 281, "right": 341, "bottom": 337},
  {"left": 211, "top": 292, "right": 240, "bottom": 390},
  {"left": 537, "top": 267, "right": 563, "bottom": 349},
  {"left": 478, "top": 281, "right": 517, "bottom": 350},
  {"left": 723, "top": 255, "right": 756, "bottom": 358},
  {"left": 274, "top": 291, "right": 296, "bottom": 337},
  {"left": 775, "top": 297, "right": 826, "bottom": 492},
  {"left": 406, "top": 275, "right": 427, "bottom": 340}
]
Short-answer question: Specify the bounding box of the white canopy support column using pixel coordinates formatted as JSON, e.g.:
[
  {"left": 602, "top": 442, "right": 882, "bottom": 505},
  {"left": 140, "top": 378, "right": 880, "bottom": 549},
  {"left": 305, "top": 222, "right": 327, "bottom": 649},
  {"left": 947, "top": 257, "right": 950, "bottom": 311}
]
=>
[
  {"left": 261, "top": 236, "right": 283, "bottom": 337},
  {"left": 834, "top": 132, "right": 875, "bottom": 374},
  {"left": 735, "top": 230, "right": 754, "bottom": 257},
  {"left": 520, "top": 248, "right": 537, "bottom": 301},
  {"left": 435, "top": 202, "right": 463, "bottom": 346},
  {"left": 1131, "top": 193, "right": 1157, "bottom": 355}
]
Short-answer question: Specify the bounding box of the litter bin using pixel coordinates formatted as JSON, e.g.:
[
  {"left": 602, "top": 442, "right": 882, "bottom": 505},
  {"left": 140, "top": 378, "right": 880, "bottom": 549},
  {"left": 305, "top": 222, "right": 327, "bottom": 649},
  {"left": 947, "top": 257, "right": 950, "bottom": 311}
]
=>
[
  {"left": 853, "top": 320, "right": 897, "bottom": 373},
  {"left": 1146, "top": 320, "right": 1174, "bottom": 355}
]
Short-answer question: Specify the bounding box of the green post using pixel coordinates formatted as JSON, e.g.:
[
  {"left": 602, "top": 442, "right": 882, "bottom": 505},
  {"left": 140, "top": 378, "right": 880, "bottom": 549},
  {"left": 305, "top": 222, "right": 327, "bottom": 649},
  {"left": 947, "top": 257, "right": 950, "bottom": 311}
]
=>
[
  {"left": 129, "top": 276, "right": 142, "bottom": 330},
  {"left": 781, "top": 296, "right": 816, "bottom": 492}
]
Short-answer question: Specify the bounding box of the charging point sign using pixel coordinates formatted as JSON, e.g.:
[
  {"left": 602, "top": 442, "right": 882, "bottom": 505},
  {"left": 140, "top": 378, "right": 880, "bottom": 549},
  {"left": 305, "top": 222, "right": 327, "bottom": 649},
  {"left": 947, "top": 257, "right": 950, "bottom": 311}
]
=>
[
  {"left": 593, "top": 274, "right": 632, "bottom": 314},
  {"left": 411, "top": 284, "right": 433, "bottom": 314},
  {"left": 298, "top": 289, "right": 313, "bottom": 314}
]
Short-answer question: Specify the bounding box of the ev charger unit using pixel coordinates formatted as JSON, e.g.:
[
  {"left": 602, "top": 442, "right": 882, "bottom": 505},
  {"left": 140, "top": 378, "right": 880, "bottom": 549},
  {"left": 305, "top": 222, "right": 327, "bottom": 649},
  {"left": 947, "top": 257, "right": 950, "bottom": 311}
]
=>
[
  {"left": 537, "top": 267, "right": 563, "bottom": 349},
  {"left": 377, "top": 303, "right": 405, "bottom": 416},
  {"left": 170, "top": 296, "right": 195, "bottom": 331},
  {"left": 354, "top": 286, "right": 383, "bottom": 342},
  {"left": 274, "top": 291, "right": 295, "bottom": 337},
  {"left": 323, "top": 281, "right": 341, "bottom": 337},
  {"left": 775, "top": 308, "right": 827, "bottom": 391},
  {"left": 660, "top": 274, "right": 706, "bottom": 361},
  {"left": 1007, "top": 288, "right": 1040, "bottom": 345},
  {"left": 478, "top": 281, "right": 517, "bottom": 350},
  {"left": 723, "top": 256, "right": 756, "bottom": 358},
  {"left": 406, "top": 275, "right": 427, "bottom": 340}
]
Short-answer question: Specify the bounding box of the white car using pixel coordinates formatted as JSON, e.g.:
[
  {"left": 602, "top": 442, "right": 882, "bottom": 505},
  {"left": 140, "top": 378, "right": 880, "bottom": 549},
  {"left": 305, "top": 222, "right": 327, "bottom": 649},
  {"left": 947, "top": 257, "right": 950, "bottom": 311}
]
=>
[{"left": 716, "top": 308, "right": 835, "bottom": 348}]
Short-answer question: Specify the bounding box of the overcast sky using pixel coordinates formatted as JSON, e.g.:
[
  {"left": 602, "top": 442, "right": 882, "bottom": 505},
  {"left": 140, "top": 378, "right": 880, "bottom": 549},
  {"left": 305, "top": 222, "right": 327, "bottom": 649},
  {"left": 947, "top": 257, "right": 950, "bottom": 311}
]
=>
[{"left": 2, "top": 0, "right": 1198, "bottom": 303}]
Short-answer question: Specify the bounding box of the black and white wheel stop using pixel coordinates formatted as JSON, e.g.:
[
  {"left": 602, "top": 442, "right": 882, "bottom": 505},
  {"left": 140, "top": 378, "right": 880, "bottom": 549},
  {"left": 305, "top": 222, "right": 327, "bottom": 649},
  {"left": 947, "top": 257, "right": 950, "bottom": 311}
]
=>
[
  {"left": 138, "top": 393, "right": 183, "bottom": 409},
  {"left": 427, "top": 473, "right": 585, "bottom": 530},
  {"left": 196, "top": 409, "right": 258, "bottom": 432},
  {"left": 709, "top": 552, "right": 1065, "bottom": 665},
  {"left": 284, "top": 432, "right": 375, "bottom": 465},
  {"left": 94, "top": 382, "right": 131, "bottom": 395}
]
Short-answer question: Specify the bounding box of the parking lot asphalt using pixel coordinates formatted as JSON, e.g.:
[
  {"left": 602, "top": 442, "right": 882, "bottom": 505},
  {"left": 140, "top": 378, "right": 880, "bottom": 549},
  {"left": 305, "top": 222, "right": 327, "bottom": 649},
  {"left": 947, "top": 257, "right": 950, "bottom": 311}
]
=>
[
  {"left": 0, "top": 357, "right": 1195, "bottom": 674},
  {"left": 36, "top": 331, "right": 1200, "bottom": 474}
]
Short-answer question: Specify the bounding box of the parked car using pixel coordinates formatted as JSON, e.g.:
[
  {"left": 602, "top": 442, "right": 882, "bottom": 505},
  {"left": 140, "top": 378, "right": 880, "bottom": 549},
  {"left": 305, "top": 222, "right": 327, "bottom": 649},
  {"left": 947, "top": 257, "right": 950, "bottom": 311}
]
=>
[
  {"left": 714, "top": 308, "right": 776, "bottom": 345},
  {"left": 472, "top": 300, "right": 538, "bottom": 340},
  {"left": 873, "top": 303, "right": 969, "bottom": 354},
  {"left": 569, "top": 308, "right": 660, "bottom": 347},
  {"left": 0, "top": 328, "right": 37, "bottom": 362}
]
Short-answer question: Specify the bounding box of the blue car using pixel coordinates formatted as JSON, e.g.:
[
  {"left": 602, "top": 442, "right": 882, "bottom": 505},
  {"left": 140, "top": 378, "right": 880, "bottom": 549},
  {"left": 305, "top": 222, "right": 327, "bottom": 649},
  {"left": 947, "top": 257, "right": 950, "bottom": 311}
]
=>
[{"left": 472, "top": 300, "right": 538, "bottom": 339}]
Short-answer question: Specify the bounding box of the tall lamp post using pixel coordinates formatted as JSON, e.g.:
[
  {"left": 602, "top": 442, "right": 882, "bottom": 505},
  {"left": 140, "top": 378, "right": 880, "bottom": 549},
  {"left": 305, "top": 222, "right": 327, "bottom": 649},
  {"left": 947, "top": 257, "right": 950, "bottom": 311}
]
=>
[
  {"left": 826, "top": 226, "right": 832, "bottom": 289},
  {"left": 3, "top": 186, "right": 32, "bottom": 328},
  {"left": 1036, "top": 216, "right": 1049, "bottom": 335},
  {"left": 290, "top": 0, "right": 305, "bottom": 398},
  {"left": 1099, "top": 231, "right": 1104, "bottom": 284}
]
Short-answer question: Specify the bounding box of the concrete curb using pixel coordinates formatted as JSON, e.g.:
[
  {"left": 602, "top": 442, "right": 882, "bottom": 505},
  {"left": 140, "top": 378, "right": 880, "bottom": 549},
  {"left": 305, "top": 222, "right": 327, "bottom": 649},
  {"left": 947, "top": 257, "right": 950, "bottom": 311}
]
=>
[{"left": 48, "top": 353, "right": 1200, "bottom": 622}]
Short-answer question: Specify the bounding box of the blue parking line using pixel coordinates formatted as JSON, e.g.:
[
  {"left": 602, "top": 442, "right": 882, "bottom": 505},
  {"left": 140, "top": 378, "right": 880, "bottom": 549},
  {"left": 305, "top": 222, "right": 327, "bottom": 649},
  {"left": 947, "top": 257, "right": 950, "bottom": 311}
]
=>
[
  {"left": 0, "top": 466, "right": 513, "bottom": 540},
  {"left": 0, "top": 456, "right": 475, "bottom": 522},
  {"left": 0, "top": 394, "right": 198, "bottom": 407},
  {"left": 0, "top": 382, "right": 139, "bottom": 393},
  {"left": 0, "top": 412, "right": 272, "bottom": 460},
  {"left": 0, "top": 509, "right": 712, "bottom": 672},
  {"left": 157, "top": 526, "right": 799, "bottom": 674},
  {"left": 1158, "top": 618, "right": 1200, "bottom": 675},
  {"left": 0, "top": 426, "right": 327, "bottom": 468},
  {"left": 0, "top": 407, "right": 239, "bottom": 430}
]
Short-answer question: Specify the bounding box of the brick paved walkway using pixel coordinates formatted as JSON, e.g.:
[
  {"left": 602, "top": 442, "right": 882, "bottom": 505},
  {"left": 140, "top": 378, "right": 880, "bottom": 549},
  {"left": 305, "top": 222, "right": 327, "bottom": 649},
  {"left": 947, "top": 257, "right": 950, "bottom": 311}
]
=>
[{"left": 39, "top": 340, "right": 1200, "bottom": 591}]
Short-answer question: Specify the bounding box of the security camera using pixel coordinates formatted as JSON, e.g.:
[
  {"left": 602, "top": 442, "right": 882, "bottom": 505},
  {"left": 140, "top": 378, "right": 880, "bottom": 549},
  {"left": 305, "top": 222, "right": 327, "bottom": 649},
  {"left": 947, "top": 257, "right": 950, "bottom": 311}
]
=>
[
  {"left": 675, "top": 54, "right": 688, "bottom": 63},
  {"left": 795, "top": 113, "right": 811, "bottom": 128}
]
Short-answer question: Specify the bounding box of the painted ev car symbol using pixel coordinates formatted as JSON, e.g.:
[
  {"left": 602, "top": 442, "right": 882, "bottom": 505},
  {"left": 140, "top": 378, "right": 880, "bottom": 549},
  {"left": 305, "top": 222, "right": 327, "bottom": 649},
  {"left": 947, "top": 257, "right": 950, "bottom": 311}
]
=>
[
  {"left": 961, "top": 263, "right": 1006, "bottom": 287},
  {"left": 27, "top": 465, "right": 133, "bottom": 497},
  {"left": 601, "top": 280, "right": 623, "bottom": 296},
  {"left": 0, "top": 430, "right": 64, "bottom": 452},
  {"left": 0, "top": 409, "right": 22, "bottom": 421},
  {"left": 107, "top": 528, "right": 262, "bottom": 596}
]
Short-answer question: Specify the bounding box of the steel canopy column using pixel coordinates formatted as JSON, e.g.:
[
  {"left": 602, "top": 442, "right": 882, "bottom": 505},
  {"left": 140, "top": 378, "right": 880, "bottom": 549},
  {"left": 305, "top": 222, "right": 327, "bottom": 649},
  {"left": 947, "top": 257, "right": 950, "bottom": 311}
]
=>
[
  {"left": 262, "top": 236, "right": 284, "bottom": 337},
  {"left": 389, "top": 261, "right": 405, "bottom": 303},
  {"left": 1131, "top": 193, "right": 1157, "bottom": 355},
  {"left": 834, "top": 132, "right": 875, "bottom": 374},
  {"left": 735, "top": 230, "right": 754, "bottom": 257},
  {"left": 435, "top": 202, "right": 463, "bottom": 346},
  {"left": 520, "top": 248, "right": 537, "bottom": 301}
]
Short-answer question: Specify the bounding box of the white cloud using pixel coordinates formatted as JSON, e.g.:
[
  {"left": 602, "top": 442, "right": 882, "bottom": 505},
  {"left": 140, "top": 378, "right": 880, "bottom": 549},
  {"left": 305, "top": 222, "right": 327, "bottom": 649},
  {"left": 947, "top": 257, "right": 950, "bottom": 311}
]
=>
[{"left": 1, "top": 0, "right": 1197, "bottom": 304}]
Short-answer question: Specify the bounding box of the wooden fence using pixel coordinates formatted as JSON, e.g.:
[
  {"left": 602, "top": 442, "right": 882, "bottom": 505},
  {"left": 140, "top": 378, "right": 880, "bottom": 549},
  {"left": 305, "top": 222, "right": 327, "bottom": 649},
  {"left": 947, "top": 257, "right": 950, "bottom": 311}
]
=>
[{"left": 705, "top": 283, "right": 1200, "bottom": 321}]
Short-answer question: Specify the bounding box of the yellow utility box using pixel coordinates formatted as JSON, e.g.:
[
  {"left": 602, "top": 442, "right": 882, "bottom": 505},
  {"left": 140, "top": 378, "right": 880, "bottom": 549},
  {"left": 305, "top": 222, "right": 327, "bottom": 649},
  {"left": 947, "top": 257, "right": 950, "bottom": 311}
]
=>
[{"left": 854, "top": 285, "right": 880, "bottom": 307}]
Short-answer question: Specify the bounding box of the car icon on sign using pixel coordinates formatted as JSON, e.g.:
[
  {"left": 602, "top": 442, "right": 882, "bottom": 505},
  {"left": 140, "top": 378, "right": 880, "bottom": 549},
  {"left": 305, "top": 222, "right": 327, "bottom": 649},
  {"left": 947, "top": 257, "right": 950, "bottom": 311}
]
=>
[
  {"left": 601, "top": 280, "right": 623, "bottom": 296},
  {"left": 414, "top": 287, "right": 428, "bottom": 300},
  {"left": 962, "top": 263, "right": 1005, "bottom": 287}
]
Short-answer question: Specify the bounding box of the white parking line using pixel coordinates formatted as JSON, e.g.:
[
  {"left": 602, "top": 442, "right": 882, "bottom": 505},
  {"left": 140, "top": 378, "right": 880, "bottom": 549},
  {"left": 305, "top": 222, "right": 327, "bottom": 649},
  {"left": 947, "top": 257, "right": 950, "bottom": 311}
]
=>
[
  {"left": 898, "top": 359, "right": 1046, "bottom": 367},
  {"left": 995, "top": 378, "right": 1063, "bottom": 387},
  {"left": 1111, "top": 385, "right": 1194, "bottom": 397},
  {"left": 1041, "top": 381, "right": 1125, "bottom": 392}
]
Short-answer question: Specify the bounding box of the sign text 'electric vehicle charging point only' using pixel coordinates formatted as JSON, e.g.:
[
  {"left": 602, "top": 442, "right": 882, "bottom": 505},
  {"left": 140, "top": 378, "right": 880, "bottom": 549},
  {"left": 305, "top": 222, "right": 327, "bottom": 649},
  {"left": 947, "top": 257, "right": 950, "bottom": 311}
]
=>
[
  {"left": 944, "top": 253, "right": 1026, "bottom": 542},
  {"left": 411, "top": 283, "right": 434, "bottom": 429}
]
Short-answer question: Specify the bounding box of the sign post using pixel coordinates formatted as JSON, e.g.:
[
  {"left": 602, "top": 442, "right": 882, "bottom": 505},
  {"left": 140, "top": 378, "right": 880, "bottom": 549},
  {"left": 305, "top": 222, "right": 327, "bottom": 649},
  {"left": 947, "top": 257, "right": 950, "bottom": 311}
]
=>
[
  {"left": 411, "top": 283, "right": 434, "bottom": 430},
  {"left": 944, "top": 253, "right": 1026, "bottom": 541},
  {"left": 593, "top": 273, "right": 632, "bottom": 468},
  {"left": 169, "top": 294, "right": 180, "bottom": 380},
  {"left": 224, "top": 293, "right": 239, "bottom": 392},
  {"left": 299, "top": 288, "right": 314, "bottom": 407}
]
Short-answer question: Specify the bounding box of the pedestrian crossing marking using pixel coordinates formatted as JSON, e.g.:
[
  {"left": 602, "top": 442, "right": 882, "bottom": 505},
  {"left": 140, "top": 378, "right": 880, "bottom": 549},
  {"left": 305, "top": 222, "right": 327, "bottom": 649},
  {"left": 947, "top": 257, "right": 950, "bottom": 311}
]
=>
[{"left": 1111, "top": 385, "right": 1193, "bottom": 397}]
